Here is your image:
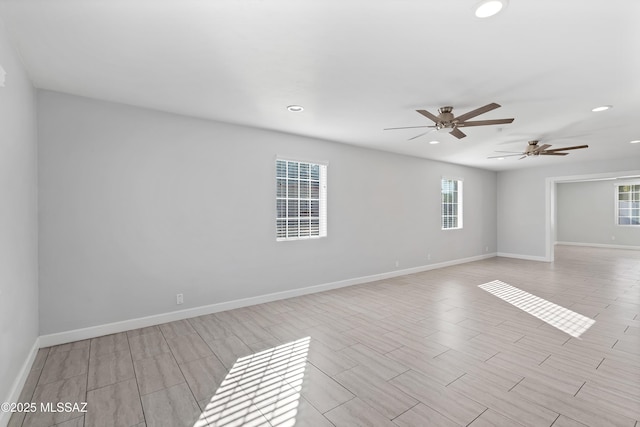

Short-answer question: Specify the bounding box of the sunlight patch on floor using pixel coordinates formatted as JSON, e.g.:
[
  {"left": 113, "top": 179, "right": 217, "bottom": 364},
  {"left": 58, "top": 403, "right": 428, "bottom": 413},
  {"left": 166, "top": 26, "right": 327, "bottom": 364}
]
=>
[
  {"left": 479, "top": 280, "right": 595, "bottom": 338},
  {"left": 194, "top": 336, "right": 310, "bottom": 427}
]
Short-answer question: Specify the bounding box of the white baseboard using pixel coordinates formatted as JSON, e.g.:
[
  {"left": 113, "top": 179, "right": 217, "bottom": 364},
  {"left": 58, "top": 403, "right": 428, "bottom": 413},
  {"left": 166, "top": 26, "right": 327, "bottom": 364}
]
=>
[
  {"left": 1, "top": 338, "right": 40, "bottom": 427},
  {"left": 556, "top": 241, "right": 640, "bottom": 251},
  {"left": 39, "top": 252, "right": 497, "bottom": 347},
  {"left": 497, "top": 252, "right": 549, "bottom": 262}
]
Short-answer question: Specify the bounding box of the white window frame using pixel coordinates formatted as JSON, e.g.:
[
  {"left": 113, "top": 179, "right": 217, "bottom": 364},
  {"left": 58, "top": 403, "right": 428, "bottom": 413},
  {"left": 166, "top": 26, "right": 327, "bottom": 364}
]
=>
[
  {"left": 441, "top": 177, "right": 463, "bottom": 230},
  {"left": 615, "top": 181, "right": 640, "bottom": 226},
  {"left": 276, "top": 157, "right": 327, "bottom": 241}
]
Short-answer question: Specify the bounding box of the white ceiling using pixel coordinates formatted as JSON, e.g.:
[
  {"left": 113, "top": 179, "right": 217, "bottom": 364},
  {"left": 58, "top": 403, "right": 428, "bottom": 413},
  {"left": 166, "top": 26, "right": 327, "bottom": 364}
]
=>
[{"left": 1, "top": 0, "right": 639, "bottom": 171}]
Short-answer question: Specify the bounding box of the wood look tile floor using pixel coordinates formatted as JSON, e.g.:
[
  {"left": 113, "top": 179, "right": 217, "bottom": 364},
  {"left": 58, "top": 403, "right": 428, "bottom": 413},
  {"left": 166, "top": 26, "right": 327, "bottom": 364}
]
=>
[{"left": 9, "top": 246, "right": 640, "bottom": 427}]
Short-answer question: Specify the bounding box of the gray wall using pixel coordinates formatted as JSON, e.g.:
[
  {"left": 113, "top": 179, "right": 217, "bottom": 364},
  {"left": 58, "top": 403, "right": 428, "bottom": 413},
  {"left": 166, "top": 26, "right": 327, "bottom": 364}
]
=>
[
  {"left": 37, "top": 91, "right": 497, "bottom": 334},
  {"left": 0, "top": 20, "right": 39, "bottom": 403},
  {"left": 557, "top": 180, "right": 640, "bottom": 247},
  {"left": 497, "top": 159, "right": 640, "bottom": 258}
]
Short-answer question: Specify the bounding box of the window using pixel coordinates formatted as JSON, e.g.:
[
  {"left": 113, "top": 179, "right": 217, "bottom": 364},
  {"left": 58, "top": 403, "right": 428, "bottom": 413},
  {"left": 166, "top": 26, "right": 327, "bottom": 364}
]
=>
[
  {"left": 616, "top": 183, "right": 640, "bottom": 225},
  {"left": 442, "top": 178, "right": 463, "bottom": 230},
  {"left": 276, "top": 159, "right": 327, "bottom": 240}
]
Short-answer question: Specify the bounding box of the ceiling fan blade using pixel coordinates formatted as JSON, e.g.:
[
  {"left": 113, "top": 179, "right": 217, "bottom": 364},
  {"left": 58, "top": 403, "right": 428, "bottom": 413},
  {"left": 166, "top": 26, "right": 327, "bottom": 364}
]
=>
[
  {"left": 534, "top": 144, "right": 552, "bottom": 153},
  {"left": 416, "top": 109, "right": 440, "bottom": 123},
  {"left": 384, "top": 125, "right": 435, "bottom": 130},
  {"left": 494, "top": 150, "right": 524, "bottom": 154},
  {"left": 543, "top": 145, "right": 589, "bottom": 152},
  {"left": 540, "top": 152, "right": 569, "bottom": 156},
  {"left": 458, "top": 118, "right": 515, "bottom": 127},
  {"left": 408, "top": 129, "right": 436, "bottom": 141},
  {"left": 487, "top": 153, "right": 523, "bottom": 158},
  {"left": 449, "top": 128, "right": 466, "bottom": 139},
  {"left": 519, "top": 155, "right": 528, "bottom": 160},
  {"left": 454, "top": 103, "right": 501, "bottom": 122}
]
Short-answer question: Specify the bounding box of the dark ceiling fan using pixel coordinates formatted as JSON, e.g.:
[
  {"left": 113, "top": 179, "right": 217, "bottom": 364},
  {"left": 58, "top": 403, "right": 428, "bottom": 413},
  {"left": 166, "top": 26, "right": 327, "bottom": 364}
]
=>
[
  {"left": 488, "top": 140, "right": 589, "bottom": 159},
  {"left": 384, "top": 103, "right": 514, "bottom": 140}
]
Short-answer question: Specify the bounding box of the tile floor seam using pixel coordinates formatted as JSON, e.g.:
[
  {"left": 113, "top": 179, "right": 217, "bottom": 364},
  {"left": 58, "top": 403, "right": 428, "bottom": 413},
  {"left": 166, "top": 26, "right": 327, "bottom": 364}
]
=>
[
  {"left": 573, "top": 381, "right": 587, "bottom": 397},
  {"left": 464, "top": 407, "right": 488, "bottom": 426},
  {"left": 319, "top": 395, "right": 356, "bottom": 415},
  {"left": 548, "top": 413, "right": 562, "bottom": 426},
  {"left": 126, "top": 330, "right": 148, "bottom": 427},
  {"left": 389, "top": 401, "right": 421, "bottom": 421}
]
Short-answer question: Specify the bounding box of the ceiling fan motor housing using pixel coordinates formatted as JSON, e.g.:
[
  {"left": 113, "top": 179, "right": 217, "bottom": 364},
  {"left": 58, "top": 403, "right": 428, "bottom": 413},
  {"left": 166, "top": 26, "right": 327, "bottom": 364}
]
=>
[
  {"left": 437, "top": 106, "right": 456, "bottom": 128},
  {"left": 525, "top": 140, "right": 539, "bottom": 155}
]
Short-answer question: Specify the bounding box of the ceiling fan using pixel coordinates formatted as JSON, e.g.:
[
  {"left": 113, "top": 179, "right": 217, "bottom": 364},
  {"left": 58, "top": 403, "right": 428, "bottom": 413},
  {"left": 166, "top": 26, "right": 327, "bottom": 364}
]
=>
[
  {"left": 488, "top": 140, "right": 589, "bottom": 159},
  {"left": 384, "top": 103, "right": 514, "bottom": 140}
]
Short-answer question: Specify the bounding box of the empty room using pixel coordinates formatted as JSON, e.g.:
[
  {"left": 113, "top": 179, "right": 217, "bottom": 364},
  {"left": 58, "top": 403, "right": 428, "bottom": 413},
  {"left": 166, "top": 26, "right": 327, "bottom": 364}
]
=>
[{"left": 1, "top": 0, "right": 639, "bottom": 426}]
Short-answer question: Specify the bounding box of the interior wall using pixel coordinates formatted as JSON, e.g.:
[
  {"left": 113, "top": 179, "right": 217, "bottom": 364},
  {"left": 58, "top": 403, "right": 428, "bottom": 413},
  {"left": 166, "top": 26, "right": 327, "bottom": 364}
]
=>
[
  {"left": 557, "top": 180, "right": 640, "bottom": 247},
  {"left": 497, "top": 160, "right": 640, "bottom": 258},
  {"left": 37, "top": 90, "right": 497, "bottom": 335},
  {"left": 0, "top": 19, "right": 39, "bottom": 406}
]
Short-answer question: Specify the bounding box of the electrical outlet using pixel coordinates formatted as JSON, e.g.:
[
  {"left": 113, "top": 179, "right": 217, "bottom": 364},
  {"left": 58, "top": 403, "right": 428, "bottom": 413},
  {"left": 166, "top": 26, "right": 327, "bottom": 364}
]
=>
[
  {"left": 485, "top": 246, "right": 489, "bottom": 252},
  {"left": 611, "top": 235, "right": 616, "bottom": 241},
  {"left": 395, "top": 260, "right": 399, "bottom": 267},
  {"left": 427, "top": 254, "right": 431, "bottom": 261},
  {"left": 176, "top": 293, "right": 183, "bottom": 305}
]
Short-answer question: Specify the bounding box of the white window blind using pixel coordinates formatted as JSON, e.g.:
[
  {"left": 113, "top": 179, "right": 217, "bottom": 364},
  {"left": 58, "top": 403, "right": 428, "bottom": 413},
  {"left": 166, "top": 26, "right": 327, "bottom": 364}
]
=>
[
  {"left": 276, "top": 159, "right": 327, "bottom": 240},
  {"left": 442, "top": 178, "right": 463, "bottom": 230},
  {"left": 616, "top": 183, "right": 640, "bottom": 226}
]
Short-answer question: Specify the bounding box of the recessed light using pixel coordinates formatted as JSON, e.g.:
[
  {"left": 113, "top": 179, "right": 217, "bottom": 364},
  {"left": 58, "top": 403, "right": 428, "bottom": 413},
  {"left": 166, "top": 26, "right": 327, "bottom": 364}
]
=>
[
  {"left": 591, "top": 105, "right": 612, "bottom": 112},
  {"left": 475, "top": 0, "right": 506, "bottom": 18},
  {"left": 631, "top": 140, "right": 640, "bottom": 144},
  {"left": 429, "top": 140, "right": 440, "bottom": 145},
  {"left": 287, "top": 105, "right": 304, "bottom": 112}
]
